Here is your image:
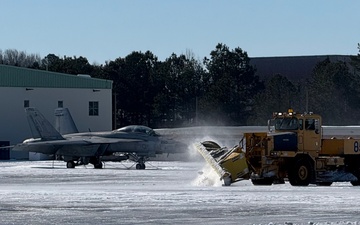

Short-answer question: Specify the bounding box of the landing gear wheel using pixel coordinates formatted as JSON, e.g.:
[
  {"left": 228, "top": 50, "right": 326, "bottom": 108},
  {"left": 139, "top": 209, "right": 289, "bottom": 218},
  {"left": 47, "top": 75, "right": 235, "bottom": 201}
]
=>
[
  {"left": 288, "top": 158, "right": 313, "bottom": 186},
  {"left": 66, "top": 161, "right": 75, "bottom": 168},
  {"left": 94, "top": 162, "right": 103, "bottom": 169},
  {"left": 136, "top": 163, "right": 146, "bottom": 170},
  {"left": 251, "top": 178, "right": 273, "bottom": 186}
]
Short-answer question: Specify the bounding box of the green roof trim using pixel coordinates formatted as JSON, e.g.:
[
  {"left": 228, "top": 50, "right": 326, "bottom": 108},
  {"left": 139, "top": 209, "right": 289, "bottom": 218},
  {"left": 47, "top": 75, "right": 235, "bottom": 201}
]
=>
[{"left": 0, "top": 64, "right": 112, "bottom": 89}]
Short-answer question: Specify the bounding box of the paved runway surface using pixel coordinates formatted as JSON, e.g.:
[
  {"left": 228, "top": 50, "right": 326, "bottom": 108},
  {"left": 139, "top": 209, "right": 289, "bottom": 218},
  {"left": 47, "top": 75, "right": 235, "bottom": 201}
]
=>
[{"left": 1, "top": 160, "right": 360, "bottom": 225}]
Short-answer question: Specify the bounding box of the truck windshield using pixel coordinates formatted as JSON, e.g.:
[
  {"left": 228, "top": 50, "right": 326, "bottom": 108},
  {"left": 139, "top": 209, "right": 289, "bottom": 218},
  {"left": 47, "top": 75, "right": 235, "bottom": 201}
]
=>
[{"left": 274, "top": 117, "right": 299, "bottom": 130}]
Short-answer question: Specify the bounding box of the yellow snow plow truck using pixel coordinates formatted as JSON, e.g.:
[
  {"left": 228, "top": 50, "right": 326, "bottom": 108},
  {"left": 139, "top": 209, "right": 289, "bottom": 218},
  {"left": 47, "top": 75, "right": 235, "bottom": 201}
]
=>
[{"left": 195, "top": 109, "right": 360, "bottom": 186}]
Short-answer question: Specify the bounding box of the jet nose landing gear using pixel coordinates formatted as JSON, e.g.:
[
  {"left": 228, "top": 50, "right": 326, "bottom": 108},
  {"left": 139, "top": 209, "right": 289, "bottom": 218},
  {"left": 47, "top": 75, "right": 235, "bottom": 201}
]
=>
[
  {"left": 136, "top": 163, "right": 146, "bottom": 170},
  {"left": 126, "top": 154, "right": 148, "bottom": 170}
]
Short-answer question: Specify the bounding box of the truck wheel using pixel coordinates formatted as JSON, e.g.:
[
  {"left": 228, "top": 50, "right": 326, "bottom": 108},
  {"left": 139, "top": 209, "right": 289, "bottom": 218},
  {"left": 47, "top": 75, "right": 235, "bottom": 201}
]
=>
[
  {"left": 251, "top": 178, "right": 273, "bottom": 185},
  {"left": 350, "top": 169, "right": 360, "bottom": 186},
  {"left": 288, "top": 158, "right": 313, "bottom": 186}
]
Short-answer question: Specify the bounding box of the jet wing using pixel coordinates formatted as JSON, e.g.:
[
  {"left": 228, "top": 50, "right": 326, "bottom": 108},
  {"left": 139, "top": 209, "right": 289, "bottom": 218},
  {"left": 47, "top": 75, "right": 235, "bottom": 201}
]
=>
[
  {"left": 22, "top": 137, "right": 144, "bottom": 146},
  {"left": 82, "top": 137, "right": 144, "bottom": 144}
]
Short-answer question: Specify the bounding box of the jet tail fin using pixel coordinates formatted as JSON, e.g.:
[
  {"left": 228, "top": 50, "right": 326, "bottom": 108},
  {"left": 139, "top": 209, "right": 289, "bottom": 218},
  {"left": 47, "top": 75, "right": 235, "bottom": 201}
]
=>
[
  {"left": 54, "top": 108, "right": 79, "bottom": 134},
  {"left": 25, "top": 107, "right": 64, "bottom": 140}
]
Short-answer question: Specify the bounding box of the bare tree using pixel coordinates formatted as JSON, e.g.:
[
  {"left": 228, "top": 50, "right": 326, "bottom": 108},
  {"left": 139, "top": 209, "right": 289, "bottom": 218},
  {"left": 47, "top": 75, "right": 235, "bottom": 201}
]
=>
[{"left": 1, "top": 49, "right": 42, "bottom": 67}]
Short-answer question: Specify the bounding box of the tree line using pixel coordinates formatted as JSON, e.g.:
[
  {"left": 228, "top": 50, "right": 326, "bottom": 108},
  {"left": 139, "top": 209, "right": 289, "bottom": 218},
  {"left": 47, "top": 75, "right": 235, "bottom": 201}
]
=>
[{"left": 1, "top": 44, "right": 360, "bottom": 127}]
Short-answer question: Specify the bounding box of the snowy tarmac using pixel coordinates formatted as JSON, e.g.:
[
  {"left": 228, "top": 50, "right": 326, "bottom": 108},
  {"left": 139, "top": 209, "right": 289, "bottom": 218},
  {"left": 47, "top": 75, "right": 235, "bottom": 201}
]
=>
[{"left": 1, "top": 160, "right": 360, "bottom": 225}]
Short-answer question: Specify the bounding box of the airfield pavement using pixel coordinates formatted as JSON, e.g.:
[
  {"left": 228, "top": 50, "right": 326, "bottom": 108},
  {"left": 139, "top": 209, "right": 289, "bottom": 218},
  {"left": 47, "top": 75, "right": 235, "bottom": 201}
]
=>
[{"left": 1, "top": 159, "right": 360, "bottom": 225}]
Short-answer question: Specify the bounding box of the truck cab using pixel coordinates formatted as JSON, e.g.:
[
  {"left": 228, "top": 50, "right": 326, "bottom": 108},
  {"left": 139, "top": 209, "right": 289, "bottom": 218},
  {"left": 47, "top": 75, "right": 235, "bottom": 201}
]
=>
[{"left": 269, "top": 109, "right": 322, "bottom": 153}]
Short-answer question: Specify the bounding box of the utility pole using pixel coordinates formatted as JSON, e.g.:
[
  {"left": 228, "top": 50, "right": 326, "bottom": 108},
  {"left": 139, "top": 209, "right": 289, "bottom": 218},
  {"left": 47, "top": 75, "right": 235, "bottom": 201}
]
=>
[{"left": 305, "top": 88, "right": 309, "bottom": 112}]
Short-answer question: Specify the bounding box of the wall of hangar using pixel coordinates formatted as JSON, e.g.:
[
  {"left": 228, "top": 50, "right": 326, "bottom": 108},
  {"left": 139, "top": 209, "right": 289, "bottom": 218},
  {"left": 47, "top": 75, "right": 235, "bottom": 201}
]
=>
[{"left": 0, "top": 86, "right": 112, "bottom": 159}]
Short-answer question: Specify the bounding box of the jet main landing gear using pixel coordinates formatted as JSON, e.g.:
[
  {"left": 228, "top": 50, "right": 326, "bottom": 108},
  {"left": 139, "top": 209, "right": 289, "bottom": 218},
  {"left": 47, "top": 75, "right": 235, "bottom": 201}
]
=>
[
  {"left": 66, "top": 161, "right": 76, "bottom": 168},
  {"left": 65, "top": 157, "right": 103, "bottom": 169}
]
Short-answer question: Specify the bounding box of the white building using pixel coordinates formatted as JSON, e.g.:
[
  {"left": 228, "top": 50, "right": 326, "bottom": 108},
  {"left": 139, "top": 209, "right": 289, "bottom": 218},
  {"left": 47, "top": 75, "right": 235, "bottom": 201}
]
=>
[{"left": 0, "top": 64, "right": 113, "bottom": 160}]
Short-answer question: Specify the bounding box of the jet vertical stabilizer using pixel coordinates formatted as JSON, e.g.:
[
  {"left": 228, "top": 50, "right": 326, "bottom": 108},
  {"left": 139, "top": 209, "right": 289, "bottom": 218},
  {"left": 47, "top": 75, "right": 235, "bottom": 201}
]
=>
[
  {"left": 55, "top": 108, "right": 79, "bottom": 135},
  {"left": 25, "top": 107, "right": 65, "bottom": 141}
]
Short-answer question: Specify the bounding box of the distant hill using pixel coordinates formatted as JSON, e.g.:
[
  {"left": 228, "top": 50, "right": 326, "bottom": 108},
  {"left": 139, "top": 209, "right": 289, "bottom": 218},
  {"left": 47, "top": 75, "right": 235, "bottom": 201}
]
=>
[{"left": 250, "top": 55, "right": 352, "bottom": 82}]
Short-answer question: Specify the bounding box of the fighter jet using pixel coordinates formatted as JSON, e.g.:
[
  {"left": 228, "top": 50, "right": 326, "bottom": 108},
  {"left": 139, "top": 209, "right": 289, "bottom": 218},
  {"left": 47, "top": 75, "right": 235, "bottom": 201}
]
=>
[{"left": 12, "top": 107, "right": 187, "bottom": 169}]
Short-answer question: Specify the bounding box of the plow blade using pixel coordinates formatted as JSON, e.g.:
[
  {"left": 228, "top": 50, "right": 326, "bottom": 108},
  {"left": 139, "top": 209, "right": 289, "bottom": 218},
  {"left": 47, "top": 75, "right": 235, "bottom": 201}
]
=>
[{"left": 194, "top": 141, "right": 250, "bottom": 186}]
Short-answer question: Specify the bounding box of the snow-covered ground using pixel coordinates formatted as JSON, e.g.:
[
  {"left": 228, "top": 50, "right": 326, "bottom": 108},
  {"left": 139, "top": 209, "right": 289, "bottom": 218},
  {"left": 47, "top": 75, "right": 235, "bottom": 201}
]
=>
[{"left": 0, "top": 159, "right": 360, "bottom": 225}]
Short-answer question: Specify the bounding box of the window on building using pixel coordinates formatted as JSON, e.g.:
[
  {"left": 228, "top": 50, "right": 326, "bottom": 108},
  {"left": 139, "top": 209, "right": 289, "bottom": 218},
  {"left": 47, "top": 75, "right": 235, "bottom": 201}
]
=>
[
  {"left": 24, "top": 100, "right": 30, "bottom": 108},
  {"left": 89, "top": 101, "right": 99, "bottom": 116},
  {"left": 58, "top": 101, "right": 63, "bottom": 108}
]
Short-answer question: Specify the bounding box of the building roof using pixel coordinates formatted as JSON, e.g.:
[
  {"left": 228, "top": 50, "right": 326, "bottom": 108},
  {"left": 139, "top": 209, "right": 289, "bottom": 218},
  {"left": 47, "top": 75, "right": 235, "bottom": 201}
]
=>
[
  {"left": 0, "top": 64, "right": 112, "bottom": 89},
  {"left": 250, "top": 55, "right": 352, "bottom": 82}
]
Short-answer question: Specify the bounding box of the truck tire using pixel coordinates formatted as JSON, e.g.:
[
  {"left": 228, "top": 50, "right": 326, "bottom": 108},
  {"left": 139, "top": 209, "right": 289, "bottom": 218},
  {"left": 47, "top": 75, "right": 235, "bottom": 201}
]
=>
[
  {"left": 350, "top": 169, "right": 360, "bottom": 186},
  {"left": 288, "top": 158, "right": 313, "bottom": 186}
]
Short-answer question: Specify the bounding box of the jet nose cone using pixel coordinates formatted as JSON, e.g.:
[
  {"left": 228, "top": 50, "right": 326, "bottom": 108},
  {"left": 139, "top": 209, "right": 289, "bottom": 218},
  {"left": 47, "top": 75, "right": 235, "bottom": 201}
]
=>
[
  {"left": 173, "top": 141, "right": 188, "bottom": 153},
  {"left": 159, "top": 139, "right": 188, "bottom": 154},
  {"left": 12, "top": 144, "right": 26, "bottom": 151}
]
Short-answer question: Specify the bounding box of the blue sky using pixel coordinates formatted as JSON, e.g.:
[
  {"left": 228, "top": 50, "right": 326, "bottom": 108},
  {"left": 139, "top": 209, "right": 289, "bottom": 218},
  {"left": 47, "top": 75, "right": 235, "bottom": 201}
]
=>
[{"left": 2, "top": 0, "right": 360, "bottom": 64}]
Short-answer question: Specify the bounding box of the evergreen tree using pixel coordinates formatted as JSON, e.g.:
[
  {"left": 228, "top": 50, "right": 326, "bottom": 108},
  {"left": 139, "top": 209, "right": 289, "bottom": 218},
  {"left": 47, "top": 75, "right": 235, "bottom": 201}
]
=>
[
  {"left": 102, "top": 51, "right": 159, "bottom": 127},
  {"left": 307, "top": 57, "right": 359, "bottom": 125},
  {"left": 250, "top": 74, "right": 299, "bottom": 125},
  {"left": 153, "top": 53, "right": 205, "bottom": 127},
  {"left": 350, "top": 43, "right": 360, "bottom": 72},
  {"left": 200, "top": 43, "right": 263, "bottom": 125}
]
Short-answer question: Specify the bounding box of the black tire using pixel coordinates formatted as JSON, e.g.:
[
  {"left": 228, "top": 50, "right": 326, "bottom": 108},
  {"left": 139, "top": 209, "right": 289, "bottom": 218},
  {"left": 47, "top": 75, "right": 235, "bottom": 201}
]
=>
[
  {"left": 136, "top": 163, "right": 146, "bottom": 170},
  {"left": 66, "top": 161, "right": 75, "bottom": 168},
  {"left": 94, "top": 162, "right": 103, "bottom": 169},
  {"left": 251, "top": 178, "right": 273, "bottom": 186},
  {"left": 288, "top": 158, "right": 313, "bottom": 186},
  {"left": 350, "top": 168, "right": 360, "bottom": 186}
]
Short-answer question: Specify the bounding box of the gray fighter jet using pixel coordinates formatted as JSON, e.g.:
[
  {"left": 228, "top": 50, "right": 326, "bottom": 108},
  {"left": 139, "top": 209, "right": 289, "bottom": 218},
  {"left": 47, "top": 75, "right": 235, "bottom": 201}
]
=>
[{"left": 13, "top": 108, "right": 187, "bottom": 169}]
